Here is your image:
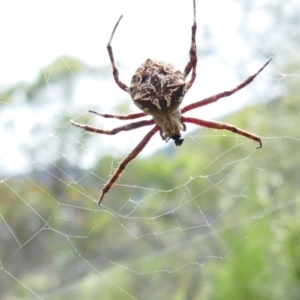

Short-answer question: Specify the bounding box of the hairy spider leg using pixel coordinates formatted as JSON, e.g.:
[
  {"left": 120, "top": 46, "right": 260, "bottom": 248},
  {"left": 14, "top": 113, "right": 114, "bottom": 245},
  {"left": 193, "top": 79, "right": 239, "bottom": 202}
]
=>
[
  {"left": 89, "top": 110, "right": 147, "bottom": 120},
  {"left": 182, "top": 58, "right": 272, "bottom": 114},
  {"left": 99, "top": 125, "right": 159, "bottom": 204},
  {"left": 107, "top": 15, "right": 129, "bottom": 93},
  {"left": 70, "top": 119, "right": 154, "bottom": 135},
  {"left": 182, "top": 117, "right": 262, "bottom": 148},
  {"left": 184, "top": 0, "right": 197, "bottom": 91}
]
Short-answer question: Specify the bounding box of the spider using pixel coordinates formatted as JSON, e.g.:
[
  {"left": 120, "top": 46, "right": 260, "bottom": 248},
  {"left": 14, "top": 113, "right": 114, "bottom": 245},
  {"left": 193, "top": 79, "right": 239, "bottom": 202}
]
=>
[{"left": 71, "top": 0, "right": 272, "bottom": 204}]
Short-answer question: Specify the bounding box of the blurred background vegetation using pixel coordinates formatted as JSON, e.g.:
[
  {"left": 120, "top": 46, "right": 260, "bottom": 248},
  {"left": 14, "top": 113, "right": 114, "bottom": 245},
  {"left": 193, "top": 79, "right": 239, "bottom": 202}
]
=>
[{"left": 1, "top": 0, "right": 300, "bottom": 299}]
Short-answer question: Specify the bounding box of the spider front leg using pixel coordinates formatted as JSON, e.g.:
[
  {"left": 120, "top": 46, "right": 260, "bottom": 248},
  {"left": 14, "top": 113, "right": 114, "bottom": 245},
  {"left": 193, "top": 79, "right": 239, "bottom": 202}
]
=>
[
  {"left": 107, "top": 15, "right": 129, "bottom": 93},
  {"left": 182, "top": 117, "right": 262, "bottom": 148},
  {"left": 182, "top": 58, "right": 272, "bottom": 114},
  {"left": 71, "top": 119, "right": 154, "bottom": 135},
  {"left": 184, "top": 0, "right": 197, "bottom": 91},
  {"left": 99, "top": 126, "right": 159, "bottom": 204}
]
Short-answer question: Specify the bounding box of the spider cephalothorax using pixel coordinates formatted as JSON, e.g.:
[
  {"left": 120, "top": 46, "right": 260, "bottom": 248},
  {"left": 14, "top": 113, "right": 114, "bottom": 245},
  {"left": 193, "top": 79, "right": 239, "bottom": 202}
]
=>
[{"left": 71, "top": 0, "right": 272, "bottom": 204}]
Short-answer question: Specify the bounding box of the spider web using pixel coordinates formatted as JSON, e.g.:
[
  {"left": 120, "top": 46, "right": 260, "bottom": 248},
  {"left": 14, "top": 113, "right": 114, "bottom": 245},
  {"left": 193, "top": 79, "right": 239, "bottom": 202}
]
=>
[{"left": 1, "top": 0, "right": 300, "bottom": 299}]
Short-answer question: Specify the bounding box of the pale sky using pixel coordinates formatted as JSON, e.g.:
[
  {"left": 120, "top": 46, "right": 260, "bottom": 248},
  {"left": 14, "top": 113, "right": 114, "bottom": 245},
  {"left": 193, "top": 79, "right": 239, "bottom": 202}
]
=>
[
  {"left": 1, "top": 0, "right": 273, "bottom": 173},
  {"left": 0, "top": 0, "right": 245, "bottom": 86}
]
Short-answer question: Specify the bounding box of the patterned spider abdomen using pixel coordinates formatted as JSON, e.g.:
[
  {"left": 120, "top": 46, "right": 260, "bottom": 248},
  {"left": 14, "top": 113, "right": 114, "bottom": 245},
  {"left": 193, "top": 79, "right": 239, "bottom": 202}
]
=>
[{"left": 130, "top": 59, "right": 187, "bottom": 115}]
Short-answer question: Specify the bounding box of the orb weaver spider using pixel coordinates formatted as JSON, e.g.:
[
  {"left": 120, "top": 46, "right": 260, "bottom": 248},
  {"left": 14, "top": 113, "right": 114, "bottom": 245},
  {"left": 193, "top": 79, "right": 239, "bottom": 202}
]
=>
[{"left": 71, "top": 0, "right": 272, "bottom": 204}]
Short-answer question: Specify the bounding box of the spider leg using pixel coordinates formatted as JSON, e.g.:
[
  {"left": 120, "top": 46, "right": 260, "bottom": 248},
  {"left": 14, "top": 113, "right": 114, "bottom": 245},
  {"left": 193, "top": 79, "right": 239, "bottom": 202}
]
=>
[
  {"left": 182, "top": 116, "right": 262, "bottom": 148},
  {"left": 99, "top": 125, "right": 160, "bottom": 204},
  {"left": 182, "top": 58, "right": 272, "bottom": 114},
  {"left": 107, "top": 15, "right": 130, "bottom": 93},
  {"left": 89, "top": 110, "right": 147, "bottom": 120},
  {"left": 71, "top": 119, "right": 154, "bottom": 135},
  {"left": 183, "top": 0, "right": 197, "bottom": 91}
]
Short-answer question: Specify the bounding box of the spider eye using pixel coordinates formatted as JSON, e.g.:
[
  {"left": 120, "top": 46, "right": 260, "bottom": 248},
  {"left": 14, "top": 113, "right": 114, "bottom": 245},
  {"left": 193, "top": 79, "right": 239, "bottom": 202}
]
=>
[{"left": 171, "top": 134, "right": 184, "bottom": 147}]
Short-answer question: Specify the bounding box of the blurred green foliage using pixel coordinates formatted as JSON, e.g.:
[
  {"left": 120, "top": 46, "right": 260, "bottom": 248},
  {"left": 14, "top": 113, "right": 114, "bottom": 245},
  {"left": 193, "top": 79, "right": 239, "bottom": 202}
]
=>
[
  {"left": 1, "top": 74, "right": 300, "bottom": 298},
  {"left": 1, "top": 1, "right": 300, "bottom": 298}
]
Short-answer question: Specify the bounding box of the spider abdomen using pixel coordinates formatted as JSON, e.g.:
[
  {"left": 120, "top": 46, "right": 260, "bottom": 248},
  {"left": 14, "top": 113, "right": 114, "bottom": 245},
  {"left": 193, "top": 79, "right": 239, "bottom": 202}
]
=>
[{"left": 130, "top": 59, "right": 186, "bottom": 115}]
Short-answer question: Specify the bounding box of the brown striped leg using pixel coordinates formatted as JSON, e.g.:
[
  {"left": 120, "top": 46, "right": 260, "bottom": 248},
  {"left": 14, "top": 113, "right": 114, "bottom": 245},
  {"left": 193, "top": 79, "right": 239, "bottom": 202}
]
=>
[
  {"left": 182, "top": 58, "right": 272, "bottom": 114},
  {"left": 182, "top": 117, "right": 262, "bottom": 148},
  {"left": 107, "top": 15, "right": 129, "bottom": 93},
  {"left": 99, "top": 125, "right": 160, "bottom": 204},
  {"left": 184, "top": 0, "right": 197, "bottom": 91},
  {"left": 89, "top": 110, "right": 147, "bottom": 120},
  {"left": 71, "top": 119, "right": 154, "bottom": 135}
]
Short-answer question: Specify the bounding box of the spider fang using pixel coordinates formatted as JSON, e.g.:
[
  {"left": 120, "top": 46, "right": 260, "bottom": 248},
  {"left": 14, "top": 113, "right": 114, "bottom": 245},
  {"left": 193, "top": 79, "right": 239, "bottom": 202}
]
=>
[{"left": 171, "top": 134, "right": 184, "bottom": 147}]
